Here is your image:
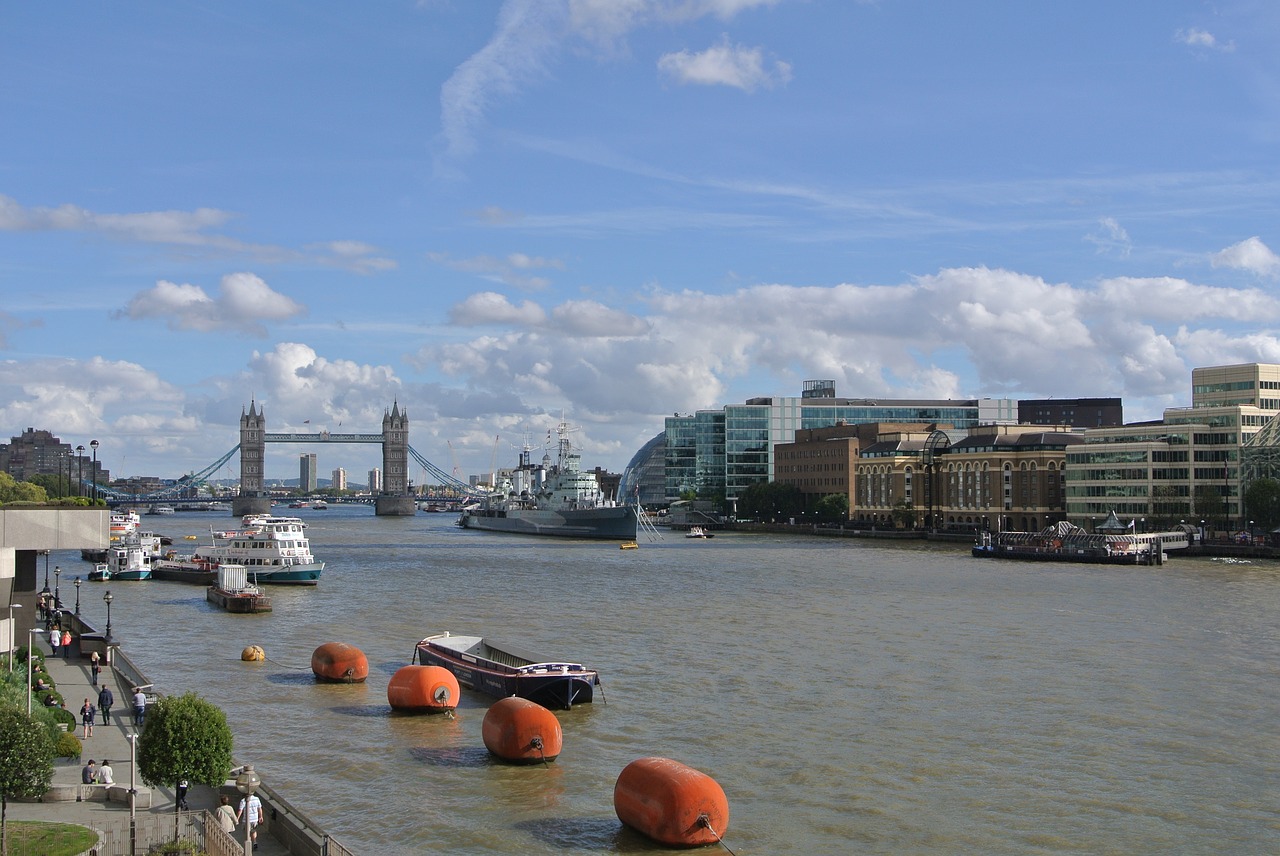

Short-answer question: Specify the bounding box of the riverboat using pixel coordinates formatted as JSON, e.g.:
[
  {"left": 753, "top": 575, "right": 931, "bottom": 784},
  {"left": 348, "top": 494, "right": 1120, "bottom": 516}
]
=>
[
  {"left": 972, "top": 521, "right": 1187, "bottom": 565},
  {"left": 103, "top": 540, "right": 153, "bottom": 580},
  {"left": 181, "top": 514, "right": 324, "bottom": 585},
  {"left": 413, "top": 632, "right": 600, "bottom": 709},
  {"left": 686, "top": 526, "right": 714, "bottom": 539},
  {"left": 456, "top": 419, "right": 637, "bottom": 541},
  {"left": 82, "top": 510, "right": 143, "bottom": 562},
  {"left": 150, "top": 552, "right": 218, "bottom": 585},
  {"left": 206, "top": 564, "right": 272, "bottom": 613}
]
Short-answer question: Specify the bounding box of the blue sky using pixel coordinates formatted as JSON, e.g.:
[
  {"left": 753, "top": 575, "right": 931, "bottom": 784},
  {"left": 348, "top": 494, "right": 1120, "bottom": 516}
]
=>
[{"left": 3, "top": 0, "right": 1280, "bottom": 485}]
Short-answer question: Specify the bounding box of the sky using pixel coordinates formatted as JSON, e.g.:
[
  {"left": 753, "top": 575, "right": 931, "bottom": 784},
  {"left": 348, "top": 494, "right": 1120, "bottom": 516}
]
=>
[{"left": 4, "top": 1, "right": 1280, "bottom": 486}]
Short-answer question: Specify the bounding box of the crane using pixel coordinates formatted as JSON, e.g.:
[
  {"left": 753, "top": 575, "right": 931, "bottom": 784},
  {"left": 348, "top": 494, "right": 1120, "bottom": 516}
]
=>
[
  {"left": 488, "top": 435, "right": 500, "bottom": 490},
  {"left": 447, "top": 440, "right": 462, "bottom": 481}
]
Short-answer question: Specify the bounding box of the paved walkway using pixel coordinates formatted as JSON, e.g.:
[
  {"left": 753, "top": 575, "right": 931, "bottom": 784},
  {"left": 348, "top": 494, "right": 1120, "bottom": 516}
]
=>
[{"left": 8, "top": 613, "right": 288, "bottom": 855}]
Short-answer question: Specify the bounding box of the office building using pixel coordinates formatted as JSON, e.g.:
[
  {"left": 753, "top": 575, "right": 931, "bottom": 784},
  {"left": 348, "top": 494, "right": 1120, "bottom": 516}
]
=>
[{"left": 299, "top": 453, "right": 318, "bottom": 493}]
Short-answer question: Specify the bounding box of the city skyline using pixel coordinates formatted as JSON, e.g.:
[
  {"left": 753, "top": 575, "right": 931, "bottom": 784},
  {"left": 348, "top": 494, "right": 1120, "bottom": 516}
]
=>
[{"left": 4, "top": 2, "right": 1280, "bottom": 481}]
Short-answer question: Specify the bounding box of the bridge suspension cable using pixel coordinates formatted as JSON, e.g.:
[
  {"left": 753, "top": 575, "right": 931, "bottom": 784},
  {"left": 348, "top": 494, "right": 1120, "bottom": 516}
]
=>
[
  {"left": 407, "top": 446, "right": 486, "bottom": 497},
  {"left": 97, "top": 444, "right": 241, "bottom": 502}
]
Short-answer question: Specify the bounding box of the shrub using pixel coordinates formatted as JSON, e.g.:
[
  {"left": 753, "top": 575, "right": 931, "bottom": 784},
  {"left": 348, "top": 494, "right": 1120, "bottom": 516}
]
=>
[
  {"left": 147, "top": 839, "right": 207, "bottom": 855},
  {"left": 50, "top": 707, "right": 77, "bottom": 730},
  {"left": 54, "top": 731, "right": 82, "bottom": 760}
]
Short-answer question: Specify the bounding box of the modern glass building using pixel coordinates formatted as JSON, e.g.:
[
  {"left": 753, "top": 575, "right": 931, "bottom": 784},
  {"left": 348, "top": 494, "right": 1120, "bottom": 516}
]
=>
[{"left": 665, "top": 382, "right": 1017, "bottom": 507}]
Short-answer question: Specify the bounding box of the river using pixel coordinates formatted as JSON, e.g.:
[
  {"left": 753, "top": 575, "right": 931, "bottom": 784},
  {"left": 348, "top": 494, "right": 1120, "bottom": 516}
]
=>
[{"left": 53, "top": 505, "right": 1280, "bottom": 854}]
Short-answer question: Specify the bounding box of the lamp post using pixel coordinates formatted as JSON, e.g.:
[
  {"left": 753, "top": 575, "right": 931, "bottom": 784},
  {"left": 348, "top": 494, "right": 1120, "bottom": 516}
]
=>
[
  {"left": 74, "top": 577, "right": 82, "bottom": 615},
  {"left": 91, "top": 439, "right": 99, "bottom": 502},
  {"left": 26, "top": 628, "right": 40, "bottom": 716},
  {"left": 104, "top": 590, "right": 114, "bottom": 641},
  {"left": 6, "top": 602, "right": 20, "bottom": 672},
  {"left": 236, "top": 765, "right": 262, "bottom": 856},
  {"left": 76, "top": 445, "right": 85, "bottom": 497},
  {"left": 43, "top": 551, "right": 50, "bottom": 591},
  {"left": 129, "top": 732, "right": 139, "bottom": 856},
  {"left": 54, "top": 565, "right": 61, "bottom": 610}
]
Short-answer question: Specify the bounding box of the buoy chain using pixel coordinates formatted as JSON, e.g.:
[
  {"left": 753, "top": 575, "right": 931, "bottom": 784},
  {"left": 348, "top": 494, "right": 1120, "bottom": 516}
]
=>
[
  {"left": 698, "top": 814, "right": 737, "bottom": 856},
  {"left": 264, "top": 656, "right": 309, "bottom": 671}
]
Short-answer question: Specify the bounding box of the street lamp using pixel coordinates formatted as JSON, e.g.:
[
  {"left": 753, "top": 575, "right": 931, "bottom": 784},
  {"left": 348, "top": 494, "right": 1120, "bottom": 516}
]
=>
[
  {"left": 42, "top": 552, "right": 50, "bottom": 590},
  {"left": 54, "top": 565, "right": 61, "bottom": 609},
  {"left": 76, "top": 445, "right": 85, "bottom": 497},
  {"left": 6, "top": 602, "right": 20, "bottom": 673},
  {"left": 90, "top": 439, "right": 99, "bottom": 502},
  {"left": 104, "top": 590, "right": 114, "bottom": 641},
  {"left": 236, "top": 765, "right": 262, "bottom": 856},
  {"left": 129, "top": 732, "right": 139, "bottom": 856},
  {"left": 74, "top": 577, "right": 82, "bottom": 615},
  {"left": 26, "top": 628, "right": 40, "bottom": 716}
]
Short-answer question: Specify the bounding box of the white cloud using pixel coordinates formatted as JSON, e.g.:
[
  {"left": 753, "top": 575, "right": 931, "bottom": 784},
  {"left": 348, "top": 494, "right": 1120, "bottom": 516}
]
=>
[
  {"left": 657, "top": 36, "right": 792, "bottom": 91},
  {"left": 1085, "top": 217, "right": 1132, "bottom": 257},
  {"left": 1175, "top": 28, "right": 1235, "bottom": 52},
  {"left": 428, "top": 251, "right": 564, "bottom": 290},
  {"left": 117, "top": 273, "right": 307, "bottom": 336},
  {"left": 449, "top": 292, "right": 548, "bottom": 327},
  {"left": 1211, "top": 236, "right": 1280, "bottom": 277}
]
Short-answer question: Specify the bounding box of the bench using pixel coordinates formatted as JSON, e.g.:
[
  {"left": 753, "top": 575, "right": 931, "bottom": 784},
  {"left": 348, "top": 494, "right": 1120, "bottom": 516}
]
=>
[{"left": 107, "top": 785, "right": 152, "bottom": 808}]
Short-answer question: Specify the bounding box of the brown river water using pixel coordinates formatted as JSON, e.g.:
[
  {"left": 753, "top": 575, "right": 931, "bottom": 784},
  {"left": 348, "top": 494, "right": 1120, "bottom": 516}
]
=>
[{"left": 55, "top": 506, "right": 1280, "bottom": 854}]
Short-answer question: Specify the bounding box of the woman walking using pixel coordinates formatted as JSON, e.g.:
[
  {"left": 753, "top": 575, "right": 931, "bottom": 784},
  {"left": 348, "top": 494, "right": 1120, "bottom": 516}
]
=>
[{"left": 80, "top": 698, "right": 95, "bottom": 739}]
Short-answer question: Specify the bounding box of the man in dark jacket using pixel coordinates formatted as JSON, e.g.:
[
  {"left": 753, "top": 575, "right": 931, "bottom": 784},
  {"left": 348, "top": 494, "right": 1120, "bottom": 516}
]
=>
[{"left": 97, "top": 685, "right": 113, "bottom": 725}]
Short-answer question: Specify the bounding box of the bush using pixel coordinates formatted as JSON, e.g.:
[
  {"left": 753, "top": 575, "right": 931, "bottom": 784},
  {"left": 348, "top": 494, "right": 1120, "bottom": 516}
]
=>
[
  {"left": 54, "top": 732, "right": 81, "bottom": 760},
  {"left": 50, "top": 707, "right": 77, "bottom": 730},
  {"left": 147, "top": 839, "right": 207, "bottom": 855}
]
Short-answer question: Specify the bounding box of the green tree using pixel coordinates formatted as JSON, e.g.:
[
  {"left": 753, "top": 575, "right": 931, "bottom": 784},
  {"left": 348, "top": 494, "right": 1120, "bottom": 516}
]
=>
[
  {"left": 136, "top": 693, "right": 234, "bottom": 841},
  {"left": 738, "top": 481, "right": 804, "bottom": 522},
  {"left": 890, "top": 497, "right": 916, "bottom": 530},
  {"left": 0, "top": 706, "right": 55, "bottom": 853},
  {"left": 0, "top": 473, "right": 47, "bottom": 504},
  {"left": 1192, "top": 484, "right": 1226, "bottom": 531},
  {"left": 1244, "top": 477, "right": 1280, "bottom": 533},
  {"left": 814, "top": 493, "right": 849, "bottom": 524}
]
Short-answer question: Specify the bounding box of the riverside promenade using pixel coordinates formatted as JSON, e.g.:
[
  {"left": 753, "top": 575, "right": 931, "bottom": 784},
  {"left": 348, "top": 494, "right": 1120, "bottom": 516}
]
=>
[{"left": 7, "top": 607, "right": 290, "bottom": 856}]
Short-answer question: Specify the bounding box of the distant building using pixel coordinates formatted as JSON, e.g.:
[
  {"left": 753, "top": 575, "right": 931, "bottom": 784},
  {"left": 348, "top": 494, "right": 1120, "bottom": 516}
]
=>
[
  {"left": 1018, "top": 398, "right": 1122, "bottom": 428},
  {"left": 368, "top": 468, "right": 382, "bottom": 493},
  {"left": 299, "top": 454, "right": 318, "bottom": 493},
  {"left": 619, "top": 432, "right": 667, "bottom": 508},
  {"left": 0, "top": 428, "right": 109, "bottom": 486},
  {"left": 331, "top": 468, "right": 347, "bottom": 492}
]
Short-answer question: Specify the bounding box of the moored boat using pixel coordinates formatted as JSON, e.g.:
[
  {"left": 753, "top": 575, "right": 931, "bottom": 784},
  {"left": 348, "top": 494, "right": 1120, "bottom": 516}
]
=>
[
  {"left": 206, "top": 564, "right": 272, "bottom": 613},
  {"left": 413, "top": 632, "right": 600, "bottom": 710},
  {"left": 456, "top": 419, "right": 637, "bottom": 541},
  {"left": 972, "top": 521, "right": 1187, "bottom": 565},
  {"left": 104, "top": 540, "right": 152, "bottom": 580},
  {"left": 179, "top": 514, "right": 323, "bottom": 585}
]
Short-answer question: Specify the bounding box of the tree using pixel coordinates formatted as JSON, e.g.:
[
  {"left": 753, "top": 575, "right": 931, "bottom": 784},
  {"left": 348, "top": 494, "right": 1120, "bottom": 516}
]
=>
[
  {"left": 1244, "top": 477, "right": 1280, "bottom": 533},
  {"left": 1192, "top": 484, "right": 1226, "bottom": 531},
  {"left": 0, "top": 706, "right": 55, "bottom": 854},
  {"left": 136, "top": 693, "right": 234, "bottom": 841},
  {"left": 814, "top": 493, "right": 849, "bottom": 524},
  {"left": 0, "top": 473, "right": 47, "bottom": 504},
  {"left": 890, "top": 497, "right": 916, "bottom": 530},
  {"left": 737, "top": 481, "right": 804, "bottom": 522}
]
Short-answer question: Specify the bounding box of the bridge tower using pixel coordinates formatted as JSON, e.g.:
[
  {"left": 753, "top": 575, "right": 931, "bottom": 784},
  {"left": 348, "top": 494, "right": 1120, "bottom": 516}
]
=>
[
  {"left": 375, "top": 401, "right": 415, "bottom": 516},
  {"left": 234, "top": 401, "right": 273, "bottom": 516}
]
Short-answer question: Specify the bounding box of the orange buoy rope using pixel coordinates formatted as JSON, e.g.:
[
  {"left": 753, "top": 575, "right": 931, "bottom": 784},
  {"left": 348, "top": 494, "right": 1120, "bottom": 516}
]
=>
[{"left": 699, "top": 814, "right": 738, "bottom": 856}]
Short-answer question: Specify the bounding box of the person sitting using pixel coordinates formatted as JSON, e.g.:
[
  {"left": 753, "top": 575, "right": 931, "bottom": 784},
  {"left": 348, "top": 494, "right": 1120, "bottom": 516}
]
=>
[
  {"left": 82, "top": 759, "right": 97, "bottom": 784},
  {"left": 33, "top": 677, "right": 49, "bottom": 692}
]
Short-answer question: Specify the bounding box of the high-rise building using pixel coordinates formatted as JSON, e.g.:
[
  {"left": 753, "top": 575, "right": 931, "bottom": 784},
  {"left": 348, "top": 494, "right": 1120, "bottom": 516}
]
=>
[
  {"left": 331, "top": 468, "right": 347, "bottom": 491},
  {"left": 368, "top": 468, "right": 382, "bottom": 493},
  {"left": 299, "top": 453, "right": 318, "bottom": 493}
]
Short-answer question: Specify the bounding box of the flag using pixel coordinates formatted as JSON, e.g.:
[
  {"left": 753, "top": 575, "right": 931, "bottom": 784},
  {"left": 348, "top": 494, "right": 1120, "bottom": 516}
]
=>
[{"left": 303, "top": 420, "right": 310, "bottom": 424}]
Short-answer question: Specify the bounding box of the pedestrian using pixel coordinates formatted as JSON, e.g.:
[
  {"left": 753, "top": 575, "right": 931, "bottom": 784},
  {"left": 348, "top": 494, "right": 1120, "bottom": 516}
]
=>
[
  {"left": 237, "top": 789, "right": 263, "bottom": 851},
  {"left": 49, "top": 625, "right": 60, "bottom": 657},
  {"left": 97, "top": 759, "right": 114, "bottom": 785},
  {"left": 80, "top": 698, "right": 95, "bottom": 739},
  {"left": 176, "top": 778, "right": 189, "bottom": 810},
  {"left": 97, "top": 685, "right": 114, "bottom": 725},
  {"left": 91, "top": 651, "right": 101, "bottom": 687},
  {"left": 215, "top": 794, "right": 237, "bottom": 833},
  {"left": 81, "top": 759, "right": 97, "bottom": 784},
  {"left": 132, "top": 686, "right": 147, "bottom": 725},
  {"left": 61, "top": 628, "right": 72, "bottom": 660}
]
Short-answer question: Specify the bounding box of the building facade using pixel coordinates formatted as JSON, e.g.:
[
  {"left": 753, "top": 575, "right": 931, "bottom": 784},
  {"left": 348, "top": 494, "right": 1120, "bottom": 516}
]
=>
[
  {"left": 331, "top": 468, "right": 347, "bottom": 492},
  {"left": 0, "top": 428, "right": 109, "bottom": 487},
  {"left": 299, "top": 454, "right": 318, "bottom": 493}
]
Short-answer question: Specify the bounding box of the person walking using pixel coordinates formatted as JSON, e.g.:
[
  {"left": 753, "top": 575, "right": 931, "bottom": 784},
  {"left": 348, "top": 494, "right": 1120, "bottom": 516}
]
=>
[
  {"left": 237, "top": 790, "right": 263, "bottom": 851},
  {"left": 132, "top": 686, "right": 147, "bottom": 725},
  {"left": 49, "top": 625, "right": 60, "bottom": 657},
  {"left": 176, "top": 778, "right": 189, "bottom": 810},
  {"left": 90, "top": 651, "right": 101, "bottom": 687},
  {"left": 97, "top": 685, "right": 114, "bottom": 725},
  {"left": 216, "top": 794, "right": 237, "bottom": 833},
  {"left": 80, "top": 698, "right": 95, "bottom": 739},
  {"left": 61, "top": 628, "right": 72, "bottom": 660}
]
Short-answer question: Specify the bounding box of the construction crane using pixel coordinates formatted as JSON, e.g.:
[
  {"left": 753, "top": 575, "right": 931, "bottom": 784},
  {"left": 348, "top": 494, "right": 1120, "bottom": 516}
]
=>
[
  {"left": 447, "top": 440, "right": 462, "bottom": 481},
  {"left": 488, "top": 435, "right": 500, "bottom": 490}
]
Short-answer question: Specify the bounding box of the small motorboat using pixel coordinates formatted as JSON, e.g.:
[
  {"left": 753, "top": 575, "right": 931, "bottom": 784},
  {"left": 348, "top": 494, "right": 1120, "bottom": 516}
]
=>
[
  {"left": 686, "top": 526, "right": 714, "bottom": 539},
  {"left": 414, "top": 632, "right": 599, "bottom": 709}
]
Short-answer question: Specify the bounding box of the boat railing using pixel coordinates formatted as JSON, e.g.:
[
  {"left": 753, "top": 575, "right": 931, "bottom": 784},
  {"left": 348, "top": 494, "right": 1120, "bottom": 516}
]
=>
[{"left": 515, "top": 662, "right": 590, "bottom": 674}]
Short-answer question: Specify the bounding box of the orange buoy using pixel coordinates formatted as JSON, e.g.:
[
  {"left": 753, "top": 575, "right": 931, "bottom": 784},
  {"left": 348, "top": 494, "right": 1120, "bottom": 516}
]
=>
[
  {"left": 387, "top": 665, "right": 459, "bottom": 713},
  {"left": 311, "top": 642, "right": 369, "bottom": 683},
  {"left": 481, "top": 697, "right": 563, "bottom": 763},
  {"left": 614, "top": 757, "right": 729, "bottom": 847},
  {"left": 240, "top": 645, "right": 265, "bottom": 662}
]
